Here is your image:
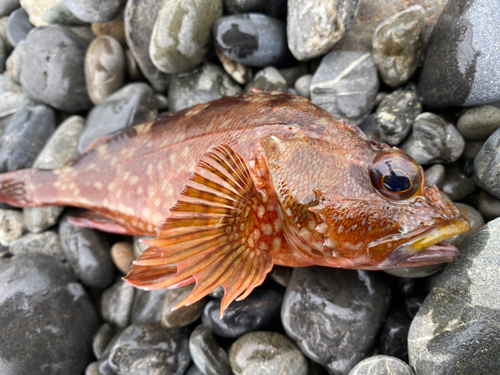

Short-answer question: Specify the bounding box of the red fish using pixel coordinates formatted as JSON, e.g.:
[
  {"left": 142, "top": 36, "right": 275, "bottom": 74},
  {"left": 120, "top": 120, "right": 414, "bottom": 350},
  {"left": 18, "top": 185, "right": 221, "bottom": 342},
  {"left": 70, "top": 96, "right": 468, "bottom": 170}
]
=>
[{"left": 0, "top": 92, "right": 469, "bottom": 314}]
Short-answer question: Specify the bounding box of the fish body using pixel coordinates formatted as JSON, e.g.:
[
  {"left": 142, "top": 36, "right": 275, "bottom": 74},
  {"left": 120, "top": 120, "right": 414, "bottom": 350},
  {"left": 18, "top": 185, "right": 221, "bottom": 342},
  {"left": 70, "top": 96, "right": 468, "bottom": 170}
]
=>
[{"left": 0, "top": 92, "right": 469, "bottom": 314}]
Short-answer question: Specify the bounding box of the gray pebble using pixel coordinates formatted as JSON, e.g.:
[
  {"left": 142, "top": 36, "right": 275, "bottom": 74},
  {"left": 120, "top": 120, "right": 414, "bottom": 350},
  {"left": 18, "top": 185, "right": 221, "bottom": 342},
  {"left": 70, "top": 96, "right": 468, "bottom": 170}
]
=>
[
  {"left": 161, "top": 284, "right": 207, "bottom": 329},
  {"left": 279, "top": 64, "right": 308, "bottom": 87},
  {"left": 383, "top": 264, "right": 443, "bottom": 279},
  {"left": 269, "top": 265, "right": 292, "bottom": 287},
  {"left": 0, "top": 208, "right": 24, "bottom": 245},
  {"left": 101, "top": 279, "right": 135, "bottom": 328},
  {"left": 445, "top": 203, "right": 484, "bottom": 248},
  {"left": 0, "top": 0, "right": 19, "bottom": 18},
  {"left": 0, "top": 71, "right": 33, "bottom": 117},
  {"left": 348, "top": 355, "right": 414, "bottom": 375},
  {"left": 133, "top": 235, "right": 152, "bottom": 258},
  {"left": 131, "top": 289, "right": 167, "bottom": 324},
  {"left": 442, "top": 162, "right": 478, "bottom": 201},
  {"left": 425, "top": 164, "right": 445, "bottom": 189},
  {"left": 311, "top": 51, "right": 379, "bottom": 125},
  {"left": 245, "top": 66, "right": 287, "bottom": 94},
  {"left": 473, "top": 127, "right": 500, "bottom": 199},
  {"left": 477, "top": 190, "right": 500, "bottom": 220},
  {"left": 155, "top": 93, "right": 169, "bottom": 111},
  {"left": 85, "top": 362, "right": 100, "bottom": 375},
  {"left": 5, "top": 40, "right": 23, "bottom": 82},
  {"left": 6, "top": 7, "right": 33, "bottom": 47},
  {"left": 61, "top": 0, "right": 125, "bottom": 23},
  {"left": 92, "top": 323, "right": 116, "bottom": 360},
  {"left": 224, "top": 0, "right": 266, "bottom": 14},
  {"left": 189, "top": 325, "right": 231, "bottom": 375},
  {"left": 69, "top": 25, "right": 95, "bottom": 45},
  {"left": 462, "top": 139, "right": 484, "bottom": 160},
  {"left": 457, "top": 105, "right": 500, "bottom": 141},
  {"left": 294, "top": 74, "right": 312, "bottom": 99},
  {"left": 9, "top": 231, "right": 65, "bottom": 261},
  {"left": 41, "top": 2, "right": 89, "bottom": 26},
  {"left": 378, "top": 312, "right": 411, "bottom": 361},
  {"left": 209, "top": 285, "right": 224, "bottom": 298}
]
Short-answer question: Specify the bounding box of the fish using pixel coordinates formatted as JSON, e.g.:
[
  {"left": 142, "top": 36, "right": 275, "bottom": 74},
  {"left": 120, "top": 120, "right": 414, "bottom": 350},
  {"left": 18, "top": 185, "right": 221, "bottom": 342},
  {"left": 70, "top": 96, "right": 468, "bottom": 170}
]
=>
[{"left": 0, "top": 91, "right": 469, "bottom": 315}]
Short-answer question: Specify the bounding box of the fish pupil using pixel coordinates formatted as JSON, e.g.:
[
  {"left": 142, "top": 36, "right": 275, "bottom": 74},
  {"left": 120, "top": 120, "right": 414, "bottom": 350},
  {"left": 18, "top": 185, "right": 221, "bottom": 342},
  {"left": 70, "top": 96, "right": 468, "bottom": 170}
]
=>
[{"left": 383, "top": 169, "right": 411, "bottom": 193}]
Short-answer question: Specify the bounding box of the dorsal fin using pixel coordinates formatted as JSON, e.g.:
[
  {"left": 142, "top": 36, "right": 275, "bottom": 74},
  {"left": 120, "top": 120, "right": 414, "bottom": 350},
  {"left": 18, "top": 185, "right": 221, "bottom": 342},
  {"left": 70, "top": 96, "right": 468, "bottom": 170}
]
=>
[{"left": 124, "top": 145, "right": 276, "bottom": 316}]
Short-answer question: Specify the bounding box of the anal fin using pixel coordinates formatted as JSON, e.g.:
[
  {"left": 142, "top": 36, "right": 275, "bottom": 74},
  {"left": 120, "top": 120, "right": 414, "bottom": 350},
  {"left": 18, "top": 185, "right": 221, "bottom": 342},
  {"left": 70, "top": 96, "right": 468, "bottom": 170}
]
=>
[
  {"left": 124, "top": 145, "right": 277, "bottom": 316},
  {"left": 68, "top": 211, "right": 133, "bottom": 235}
]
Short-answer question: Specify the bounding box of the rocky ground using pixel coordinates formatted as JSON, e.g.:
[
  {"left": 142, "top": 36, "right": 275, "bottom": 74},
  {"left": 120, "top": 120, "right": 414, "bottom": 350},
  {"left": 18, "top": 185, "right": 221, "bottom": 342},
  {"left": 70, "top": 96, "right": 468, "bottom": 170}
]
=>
[{"left": 0, "top": 0, "right": 499, "bottom": 374}]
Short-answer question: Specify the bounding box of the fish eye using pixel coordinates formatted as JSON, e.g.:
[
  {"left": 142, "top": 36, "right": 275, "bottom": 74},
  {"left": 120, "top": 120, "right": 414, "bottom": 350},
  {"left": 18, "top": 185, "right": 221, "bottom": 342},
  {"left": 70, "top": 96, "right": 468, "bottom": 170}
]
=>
[{"left": 370, "top": 150, "right": 422, "bottom": 200}]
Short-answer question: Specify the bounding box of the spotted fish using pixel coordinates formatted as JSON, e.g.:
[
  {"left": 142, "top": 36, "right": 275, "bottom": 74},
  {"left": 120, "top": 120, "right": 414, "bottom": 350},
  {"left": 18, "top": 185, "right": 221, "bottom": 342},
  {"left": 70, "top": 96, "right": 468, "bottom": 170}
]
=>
[{"left": 0, "top": 92, "right": 469, "bottom": 315}]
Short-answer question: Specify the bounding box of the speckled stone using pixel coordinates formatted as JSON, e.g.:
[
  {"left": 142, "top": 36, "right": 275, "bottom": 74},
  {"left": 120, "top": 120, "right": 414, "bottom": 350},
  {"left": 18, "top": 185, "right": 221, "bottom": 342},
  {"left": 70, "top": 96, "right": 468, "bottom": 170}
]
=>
[
  {"left": 348, "top": 355, "right": 414, "bottom": 375},
  {"left": 0, "top": 209, "right": 25, "bottom": 246},
  {"left": 9, "top": 231, "right": 65, "bottom": 261},
  {"left": 245, "top": 66, "right": 287, "bottom": 93},
  {"left": 41, "top": 2, "right": 89, "bottom": 26},
  {"left": 473, "top": 127, "right": 500, "bottom": 199},
  {"left": 161, "top": 284, "right": 207, "bottom": 329},
  {"left": 229, "top": 331, "right": 308, "bottom": 375},
  {"left": 477, "top": 190, "right": 500, "bottom": 220},
  {"left": 189, "top": 325, "right": 231, "bottom": 375},
  {"left": 215, "top": 46, "right": 253, "bottom": 85},
  {"left": 378, "top": 312, "right": 412, "bottom": 362},
  {"left": 6, "top": 7, "right": 33, "bottom": 47},
  {"left": 131, "top": 289, "right": 167, "bottom": 324},
  {"left": 425, "top": 164, "right": 445, "bottom": 190},
  {"left": 111, "top": 241, "right": 134, "bottom": 274},
  {"left": 445, "top": 203, "right": 484, "bottom": 248},
  {"left": 91, "top": 8, "right": 125, "bottom": 44},
  {"left": 442, "top": 162, "right": 478, "bottom": 201},
  {"left": 61, "top": 0, "right": 125, "bottom": 23},
  {"left": 101, "top": 279, "right": 135, "bottom": 327},
  {"left": 408, "top": 218, "right": 500, "bottom": 374},
  {"left": 372, "top": 5, "right": 425, "bottom": 87}
]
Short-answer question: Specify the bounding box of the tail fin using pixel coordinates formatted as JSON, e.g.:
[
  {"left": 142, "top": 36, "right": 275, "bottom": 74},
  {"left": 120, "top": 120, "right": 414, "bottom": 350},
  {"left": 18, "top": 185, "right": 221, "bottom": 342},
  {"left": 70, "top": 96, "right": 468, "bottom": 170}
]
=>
[{"left": 0, "top": 169, "right": 36, "bottom": 207}]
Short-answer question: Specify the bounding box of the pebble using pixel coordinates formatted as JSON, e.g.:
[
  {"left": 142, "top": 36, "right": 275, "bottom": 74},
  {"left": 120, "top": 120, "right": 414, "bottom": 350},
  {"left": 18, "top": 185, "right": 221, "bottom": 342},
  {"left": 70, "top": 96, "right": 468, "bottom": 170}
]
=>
[
  {"left": 85, "top": 362, "right": 100, "bottom": 375},
  {"left": 0, "top": 208, "right": 25, "bottom": 245},
  {"left": 0, "top": 37, "right": 6, "bottom": 73},
  {"left": 401, "top": 113, "right": 464, "bottom": 164},
  {"left": 425, "top": 164, "right": 445, "bottom": 190},
  {"left": 155, "top": 93, "right": 169, "bottom": 111},
  {"left": 245, "top": 66, "right": 287, "bottom": 93},
  {"left": 124, "top": 0, "right": 170, "bottom": 92},
  {"left": 41, "top": 2, "right": 89, "bottom": 26},
  {"left": 168, "top": 62, "right": 241, "bottom": 113},
  {"left": 23, "top": 115, "right": 84, "bottom": 233},
  {"left": 6, "top": 7, "right": 33, "bottom": 47},
  {"left": 282, "top": 267, "right": 391, "bottom": 374},
  {"left": 101, "top": 279, "right": 135, "bottom": 328},
  {"left": 0, "top": 0, "right": 19, "bottom": 18},
  {"left": 477, "top": 190, "right": 500, "bottom": 220},
  {"left": 445, "top": 203, "right": 484, "bottom": 248},
  {"left": 110, "top": 241, "right": 134, "bottom": 274},
  {"left": 150, "top": 0, "right": 222, "bottom": 74},
  {"left": 131, "top": 289, "right": 167, "bottom": 324},
  {"left": 310, "top": 51, "right": 379, "bottom": 125},
  {"left": 108, "top": 323, "right": 191, "bottom": 375},
  {"left": 213, "top": 13, "right": 289, "bottom": 67},
  {"left": 202, "top": 286, "right": 284, "bottom": 338},
  {"left": 61, "top": 0, "right": 125, "bottom": 23},
  {"left": 133, "top": 235, "right": 152, "bottom": 258},
  {"left": 442, "top": 162, "right": 478, "bottom": 201},
  {"left": 0, "top": 253, "right": 99, "bottom": 375},
  {"left": 383, "top": 264, "right": 444, "bottom": 279},
  {"left": 458, "top": 105, "right": 500, "bottom": 140},
  {"left": 85, "top": 35, "right": 125, "bottom": 105},
  {"left": 209, "top": 285, "right": 225, "bottom": 299},
  {"left": 377, "top": 312, "right": 412, "bottom": 361},
  {"left": 287, "top": 0, "right": 360, "bottom": 60},
  {"left": 9, "top": 231, "right": 65, "bottom": 261},
  {"left": 59, "top": 215, "right": 115, "bottom": 289},
  {"left": 125, "top": 47, "right": 144, "bottom": 80},
  {"left": 224, "top": 0, "right": 266, "bottom": 14},
  {"left": 0, "top": 72, "right": 31, "bottom": 116},
  {"left": 69, "top": 25, "right": 95, "bottom": 45},
  {"left": 408, "top": 218, "right": 500, "bottom": 374},
  {"left": 92, "top": 323, "right": 116, "bottom": 360},
  {"left": 0, "top": 104, "right": 56, "bottom": 172},
  {"left": 375, "top": 87, "right": 422, "bottom": 145},
  {"left": 473, "top": 127, "right": 500, "bottom": 199},
  {"left": 161, "top": 284, "right": 207, "bottom": 329},
  {"left": 418, "top": 0, "right": 500, "bottom": 107},
  {"left": 78, "top": 82, "right": 158, "bottom": 153},
  {"left": 5, "top": 40, "right": 24, "bottom": 82},
  {"left": 279, "top": 64, "right": 308, "bottom": 87},
  {"left": 348, "top": 355, "right": 414, "bottom": 375},
  {"left": 91, "top": 8, "right": 126, "bottom": 44},
  {"left": 269, "top": 265, "right": 292, "bottom": 287},
  {"left": 215, "top": 46, "right": 253, "bottom": 85},
  {"left": 229, "top": 331, "right": 308, "bottom": 375},
  {"left": 372, "top": 5, "right": 425, "bottom": 87},
  {"left": 189, "top": 325, "right": 231, "bottom": 375},
  {"left": 19, "top": 0, "right": 58, "bottom": 27},
  {"left": 462, "top": 139, "right": 484, "bottom": 160},
  {"left": 294, "top": 74, "right": 312, "bottom": 99},
  {"left": 20, "top": 25, "right": 92, "bottom": 112}
]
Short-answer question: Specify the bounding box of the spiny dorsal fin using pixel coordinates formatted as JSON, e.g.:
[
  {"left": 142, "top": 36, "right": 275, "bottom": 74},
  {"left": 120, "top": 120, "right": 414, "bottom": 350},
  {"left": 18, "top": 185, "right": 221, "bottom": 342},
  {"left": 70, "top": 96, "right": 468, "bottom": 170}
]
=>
[{"left": 124, "top": 145, "right": 275, "bottom": 316}]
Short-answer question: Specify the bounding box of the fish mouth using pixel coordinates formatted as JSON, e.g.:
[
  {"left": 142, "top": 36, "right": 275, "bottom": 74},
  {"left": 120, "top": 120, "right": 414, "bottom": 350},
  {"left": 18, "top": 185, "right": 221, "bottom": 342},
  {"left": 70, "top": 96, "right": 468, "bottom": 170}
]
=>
[{"left": 376, "top": 217, "right": 470, "bottom": 269}]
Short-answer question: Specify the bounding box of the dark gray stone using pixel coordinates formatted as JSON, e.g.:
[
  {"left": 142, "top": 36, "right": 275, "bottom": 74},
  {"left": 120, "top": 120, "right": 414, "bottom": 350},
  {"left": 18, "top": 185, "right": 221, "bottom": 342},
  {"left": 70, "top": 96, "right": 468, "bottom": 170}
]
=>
[
  {"left": 408, "top": 218, "right": 500, "bottom": 374},
  {"left": 0, "top": 253, "right": 99, "bottom": 375},
  {"left": 9, "top": 231, "right": 64, "bottom": 261},
  {"left": 20, "top": 25, "right": 92, "bottom": 112},
  {"left": 279, "top": 64, "right": 308, "bottom": 87},
  {"left": 445, "top": 203, "right": 484, "bottom": 248},
  {"left": 0, "top": 0, "right": 19, "bottom": 18},
  {"left": 41, "top": 2, "right": 89, "bottom": 26},
  {"left": 294, "top": 74, "right": 312, "bottom": 99},
  {"left": 287, "top": 0, "right": 361, "bottom": 60},
  {"left": 477, "top": 190, "right": 500, "bottom": 220},
  {"left": 473, "top": 127, "right": 500, "bottom": 199},
  {"left": 185, "top": 365, "right": 204, "bottom": 375},
  {"left": 6, "top": 8, "right": 33, "bottom": 47},
  {"left": 131, "top": 289, "right": 167, "bottom": 324},
  {"left": 269, "top": 265, "right": 292, "bottom": 287},
  {"left": 0, "top": 104, "right": 55, "bottom": 172},
  {"left": 401, "top": 113, "right": 464, "bottom": 164},
  {"left": 442, "top": 162, "right": 478, "bottom": 201},
  {"left": 462, "top": 139, "right": 484, "bottom": 160},
  {"left": 213, "top": 13, "right": 290, "bottom": 67},
  {"left": 229, "top": 331, "right": 308, "bottom": 375},
  {"left": 457, "top": 105, "right": 500, "bottom": 141},
  {"left": 61, "top": 0, "right": 125, "bottom": 23},
  {"left": 203, "top": 286, "right": 284, "bottom": 339},
  {"left": 372, "top": 5, "right": 425, "bottom": 87},
  {"left": 189, "top": 325, "right": 231, "bottom": 375},
  {"left": 378, "top": 312, "right": 411, "bottom": 362},
  {"left": 282, "top": 267, "right": 391, "bottom": 374},
  {"left": 101, "top": 279, "right": 135, "bottom": 327},
  {"left": 124, "top": 0, "right": 170, "bottom": 92},
  {"left": 348, "top": 355, "right": 414, "bottom": 375},
  {"left": 224, "top": 0, "right": 266, "bottom": 14},
  {"left": 311, "top": 51, "right": 379, "bottom": 125},
  {"left": 78, "top": 82, "right": 158, "bottom": 153},
  {"left": 108, "top": 323, "right": 191, "bottom": 375},
  {"left": 418, "top": 0, "right": 500, "bottom": 107},
  {"left": 245, "top": 66, "right": 287, "bottom": 93},
  {"left": 161, "top": 284, "right": 207, "bottom": 329},
  {"left": 383, "top": 264, "right": 443, "bottom": 279},
  {"left": 93, "top": 323, "right": 116, "bottom": 360},
  {"left": 168, "top": 62, "right": 241, "bottom": 113},
  {"left": 425, "top": 164, "right": 445, "bottom": 190},
  {"left": 150, "top": 0, "right": 222, "bottom": 74},
  {"left": 0, "top": 208, "right": 25, "bottom": 245},
  {"left": 375, "top": 87, "right": 421, "bottom": 145}
]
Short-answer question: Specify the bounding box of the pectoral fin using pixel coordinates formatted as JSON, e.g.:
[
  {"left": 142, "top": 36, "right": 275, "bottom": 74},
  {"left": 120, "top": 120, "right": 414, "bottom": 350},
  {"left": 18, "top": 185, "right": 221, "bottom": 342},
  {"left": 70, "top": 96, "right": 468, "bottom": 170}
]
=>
[
  {"left": 68, "top": 211, "right": 133, "bottom": 235},
  {"left": 124, "top": 145, "right": 274, "bottom": 316}
]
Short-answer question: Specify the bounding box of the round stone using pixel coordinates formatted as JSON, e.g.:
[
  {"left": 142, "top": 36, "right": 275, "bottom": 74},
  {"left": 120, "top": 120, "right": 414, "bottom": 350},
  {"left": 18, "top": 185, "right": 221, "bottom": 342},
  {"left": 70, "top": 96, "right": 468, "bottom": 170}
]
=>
[
  {"left": 92, "top": 323, "right": 116, "bottom": 359},
  {"left": 18, "top": 0, "right": 59, "bottom": 27},
  {"left": 161, "top": 284, "right": 207, "bottom": 329},
  {"left": 131, "top": 289, "right": 167, "bottom": 324},
  {"left": 473, "top": 127, "right": 500, "bottom": 199},
  {"left": 245, "top": 66, "right": 287, "bottom": 93},
  {"left": 348, "top": 355, "right": 414, "bottom": 375},
  {"left": 0, "top": 0, "right": 21, "bottom": 18},
  {"left": 294, "top": 74, "right": 312, "bottom": 99},
  {"left": 6, "top": 7, "right": 34, "bottom": 47},
  {"left": 111, "top": 241, "right": 134, "bottom": 274},
  {"left": 269, "top": 265, "right": 292, "bottom": 287},
  {"left": 458, "top": 105, "right": 500, "bottom": 141},
  {"left": 442, "top": 162, "right": 478, "bottom": 201},
  {"left": 61, "top": 0, "right": 125, "bottom": 23},
  {"left": 215, "top": 46, "right": 253, "bottom": 85},
  {"left": 0, "top": 209, "right": 25, "bottom": 245},
  {"left": 91, "top": 8, "right": 126, "bottom": 44},
  {"left": 425, "top": 164, "right": 445, "bottom": 190},
  {"left": 100, "top": 279, "right": 135, "bottom": 328},
  {"left": 477, "top": 190, "right": 500, "bottom": 220},
  {"left": 189, "top": 325, "right": 231, "bottom": 375}
]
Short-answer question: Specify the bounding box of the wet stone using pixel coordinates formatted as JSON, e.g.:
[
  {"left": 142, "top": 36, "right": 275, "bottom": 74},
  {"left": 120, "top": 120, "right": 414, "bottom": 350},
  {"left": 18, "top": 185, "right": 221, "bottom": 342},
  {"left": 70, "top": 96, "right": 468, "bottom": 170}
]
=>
[
  {"left": 462, "top": 139, "right": 484, "bottom": 160},
  {"left": 372, "top": 5, "right": 425, "bottom": 87},
  {"left": 287, "top": 0, "right": 360, "bottom": 60},
  {"left": 375, "top": 87, "right": 422, "bottom": 145},
  {"left": 224, "top": 0, "right": 266, "bottom": 14},
  {"left": 384, "top": 264, "right": 444, "bottom": 279},
  {"left": 401, "top": 113, "right": 464, "bottom": 164},
  {"left": 418, "top": 0, "right": 500, "bottom": 107},
  {"left": 168, "top": 62, "right": 241, "bottom": 113},
  {"left": 92, "top": 323, "right": 116, "bottom": 360},
  {"left": 6, "top": 7, "right": 33, "bottom": 47},
  {"left": 445, "top": 203, "right": 484, "bottom": 248},
  {"left": 24, "top": 115, "right": 84, "bottom": 233},
  {"left": 442, "top": 162, "right": 478, "bottom": 201},
  {"left": 209, "top": 285, "right": 224, "bottom": 299},
  {"left": 85, "top": 35, "right": 125, "bottom": 105},
  {"left": 78, "top": 82, "right": 158, "bottom": 153},
  {"left": 294, "top": 74, "right": 312, "bottom": 99},
  {"left": 202, "top": 286, "right": 284, "bottom": 338},
  {"left": 155, "top": 93, "right": 169, "bottom": 111},
  {"left": 150, "top": 0, "right": 222, "bottom": 74},
  {"left": 189, "top": 325, "right": 231, "bottom": 375},
  {"left": 111, "top": 241, "right": 134, "bottom": 274},
  {"left": 91, "top": 8, "right": 126, "bottom": 44},
  {"left": 473, "top": 127, "right": 500, "bottom": 199},
  {"left": 0, "top": 0, "right": 19, "bottom": 18},
  {"left": 108, "top": 323, "right": 191, "bottom": 375},
  {"left": 61, "top": 0, "right": 125, "bottom": 23},
  {"left": 477, "top": 190, "right": 500, "bottom": 220},
  {"left": 311, "top": 51, "right": 379, "bottom": 125},
  {"left": 9, "top": 231, "right": 65, "bottom": 261},
  {"left": 161, "top": 284, "right": 207, "bottom": 329},
  {"left": 425, "top": 164, "right": 445, "bottom": 190},
  {"left": 282, "top": 267, "right": 391, "bottom": 374},
  {"left": 377, "top": 312, "right": 411, "bottom": 361},
  {"left": 229, "top": 331, "right": 308, "bottom": 375},
  {"left": 20, "top": 25, "right": 92, "bottom": 112},
  {"left": 213, "top": 13, "right": 290, "bottom": 67},
  {"left": 101, "top": 279, "right": 135, "bottom": 328},
  {"left": 215, "top": 46, "right": 253, "bottom": 85},
  {"left": 348, "top": 355, "right": 414, "bottom": 375},
  {"left": 245, "top": 66, "right": 287, "bottom": 93},
  {"left": 0, "top": 253, "right": 99, "bottom": 375},
  {"left": 408, "top": 218, "right": 500, "bottom": 374},
  {"left": 41, "top": 2, "right": 89, "bottom": 26},
  {"left": 269, "top": 265, "right": 292, "bottom": 287},
  {"left": 405, "top": 295, "right": 425, "bottom": 320},
  {"left": 0, "top": 208, "right": 25, "bottom": 245},
  {"left": 279, "top": 64, "right": 308, "bottom": 88},
  {"left": 131, "top": 289, "right": 167, "bottom": 324},
  {"left": 458, "top": 105, "right": 500, "bottom": 141},
  {"left": 0, "top": 104, "right": 55, "bottom": 173}
]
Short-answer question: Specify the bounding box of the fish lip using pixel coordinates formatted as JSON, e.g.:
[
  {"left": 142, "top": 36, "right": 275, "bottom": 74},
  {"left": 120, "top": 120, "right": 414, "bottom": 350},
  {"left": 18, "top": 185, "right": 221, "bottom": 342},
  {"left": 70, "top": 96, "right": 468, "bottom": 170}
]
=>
[{"left": 376, "top": 217, "right": 470, "bottom": 269}]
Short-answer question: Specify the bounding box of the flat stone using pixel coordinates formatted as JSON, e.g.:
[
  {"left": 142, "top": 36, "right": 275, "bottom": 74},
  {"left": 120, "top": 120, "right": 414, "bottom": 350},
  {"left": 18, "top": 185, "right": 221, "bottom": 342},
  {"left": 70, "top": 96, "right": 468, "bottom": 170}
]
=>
[
  {"left": 445, "top": 203, "right": 484, "bottom": 248},
  {"left": 348, "top": 355, "right": 414, "bottom": 375},
  {"left": 9, "top": 231, "right": 65, "bottom": 261},
  {"left": 91, "top": 7, "right": 126, "bottom": 44},
  {"left": 473, "top": 127, "right": 500, "bottom": 199},
  {"left": 457, "top": 105, "right": 500, "bottom": 141},
  {"left": 477, "top": 190, "right": 500, "bottom": 220},
  {"left": 110, "top": 241, "right": 134, "bottom": 274},
  {"left": 100, "top": 279, "right": 135, "bottom": 327},
  {"left": 287, "top": 0, "right": 361, "bottom": 60},
  {"left": 6, "top": 7, "right": 33, "bottom": 47},
  {"left": 150, "top": 0, "right": 222, "bottom": 74},
  {"left": 19, "top": 0, "right": 59, "bottom": 27},
  {"left": 0, "top": 208, "right": 25, "bottom": 245},
  {"left": 311, "top": 51, "right": 379, "bottom": 125},
  {"left": 189, "top": 325, "right": 231, "bottom": 375},
  {"left": 61, "top": 0, "right": 125, "bottom": 23},
  {"left": 41, "top": 2, "right": 89, "bottom": 26},
  {"left": 245, "top": 66, "right": 287, "bottom": 93},
  {"left": 161, "top": 284, "right": 207, "bottom": 329},
  {"left": 131, "top": 289, "right": 167, "bottom": 324}
]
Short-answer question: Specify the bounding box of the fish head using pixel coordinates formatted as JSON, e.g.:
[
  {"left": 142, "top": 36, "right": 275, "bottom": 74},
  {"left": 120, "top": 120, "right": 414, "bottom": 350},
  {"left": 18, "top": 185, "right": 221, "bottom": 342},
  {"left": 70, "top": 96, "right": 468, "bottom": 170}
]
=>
[{"left": 261, "top": 128, "right": 470, "bottom": 269}]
